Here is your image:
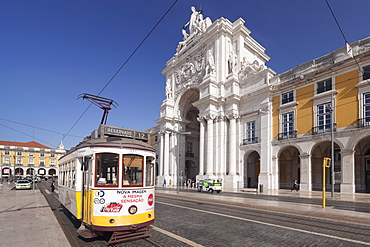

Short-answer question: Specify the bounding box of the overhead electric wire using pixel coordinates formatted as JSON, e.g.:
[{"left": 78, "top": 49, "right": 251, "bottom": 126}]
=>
[
  {"left": 62, "top": 0, "right": 179, "bottom": 141},
  {"left": 0, "top": 117, "right": 84, "bottom": 138},
  {"left": 325, "top": 0, "right": 362, "bottom": 73},
  {"left": 0, "top": 123, "right": 57, "bottom": 148}
]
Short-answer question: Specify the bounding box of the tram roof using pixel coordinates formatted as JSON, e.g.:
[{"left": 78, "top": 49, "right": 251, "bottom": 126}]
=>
[{"left": 63, "top": 125, "right": 155, "bottom": 156}]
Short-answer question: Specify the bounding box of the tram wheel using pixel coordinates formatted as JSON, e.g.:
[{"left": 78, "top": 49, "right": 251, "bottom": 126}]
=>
[{"left": 209, "top": 188, "right": 214, "bottom": 194}]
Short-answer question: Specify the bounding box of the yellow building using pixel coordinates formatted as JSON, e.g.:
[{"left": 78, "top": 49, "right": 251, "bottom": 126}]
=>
[
  {"left": 271, "top": 37, "right": 370, "bottom": 193},
  {"left": 0, "top": 140, "right": 66, "bottom": 181}
]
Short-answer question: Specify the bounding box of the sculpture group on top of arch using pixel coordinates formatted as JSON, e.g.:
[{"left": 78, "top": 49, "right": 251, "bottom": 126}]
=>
[{"left": 176, "top": 6, "right": 212, "bottom": 56}]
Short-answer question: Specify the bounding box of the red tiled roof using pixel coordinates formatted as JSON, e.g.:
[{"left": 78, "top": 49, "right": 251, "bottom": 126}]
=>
[{"left": 0, "top": 140, "right": 51, "bottom": 149}]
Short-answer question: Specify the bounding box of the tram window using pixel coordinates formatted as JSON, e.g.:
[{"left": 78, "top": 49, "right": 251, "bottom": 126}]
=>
[
  {"left": 145, "top": 160, "right": 154, "bottom": 186},
  {"left": 123, "top": 155, "right": 143, "bottom": 186},
  {"left": 96, "top": 153, "right": 119, "bottom": 186}
]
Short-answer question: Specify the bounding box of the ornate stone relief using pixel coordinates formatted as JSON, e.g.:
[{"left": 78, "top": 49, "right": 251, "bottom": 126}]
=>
[
  {"left": 174, "top": 48, "right": 208, "bottom": 97},
  {"left": 227, "top": 113, "right": 240, "bottom": 120},
  {"left": 238, "top": 57, "right": 265, "bottom": 81},
  {"left": 204, "top": 114, "right": 216, "bottom": 122}
]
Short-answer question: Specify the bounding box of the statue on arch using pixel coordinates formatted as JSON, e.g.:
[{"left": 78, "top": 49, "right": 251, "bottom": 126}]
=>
[{"left": 182, "top": 6, "right": 212, "bottom": 38}]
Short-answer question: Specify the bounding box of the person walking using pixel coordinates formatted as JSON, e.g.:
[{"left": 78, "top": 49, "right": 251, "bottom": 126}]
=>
[
  {"left": 163, "top": 179, "right": 166, "bottom": 187},
  {"left": 50, "top": 180, "right": 55, "bottom": 192},
  {"left": 291, "top": 180, "right": 299, "bottom": 192}
]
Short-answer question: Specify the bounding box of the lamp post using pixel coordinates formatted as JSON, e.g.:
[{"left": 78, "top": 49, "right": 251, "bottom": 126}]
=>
[
  {"left": 165, "top": 127, "right": 191, "bottom": 194},
  {"left": 330, "top": 89, "right": 335, "bottom": 197}
]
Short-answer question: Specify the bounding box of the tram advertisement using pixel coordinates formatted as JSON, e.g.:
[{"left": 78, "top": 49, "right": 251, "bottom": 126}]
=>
[{"left": 93, "top": 188, "right": 154, "bottom": 216}]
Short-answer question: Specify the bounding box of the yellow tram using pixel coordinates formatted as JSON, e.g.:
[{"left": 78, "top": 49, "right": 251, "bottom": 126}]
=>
[{"left": 58, "top": 125, "right": 156, "bottom": 243}]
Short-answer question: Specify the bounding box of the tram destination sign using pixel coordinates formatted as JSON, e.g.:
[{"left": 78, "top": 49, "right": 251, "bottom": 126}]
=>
[{"left": 102, "top": 125, "right": 148, "bottom": 141}]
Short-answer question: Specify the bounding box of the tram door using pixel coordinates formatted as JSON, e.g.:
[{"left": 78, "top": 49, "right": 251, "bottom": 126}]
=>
[
  {"left": 366, "top": 158, "right": 370, "bottom": 191},
  {"left": 81, "top": 157, "right": 92, "bottom": 224}
]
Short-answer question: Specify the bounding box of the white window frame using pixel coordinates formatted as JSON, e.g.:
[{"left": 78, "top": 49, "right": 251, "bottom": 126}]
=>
[
  {"left": 282, "top": 91, "right": 294, "bottom": 105},
  {"left": 282, "top": 112, "right": 294, "bottom": 134},
  {"left": 246, "top": 121, "right": 256, "bottom": 141},
  {"left": 316, "top": 102, "right": 332, "bottom": 132},
  {"left": 356, "top": 63, "right": 370, "bottom": 120},
  {"left": 316, "top": 78, "right": 332, "bottom": 94}
]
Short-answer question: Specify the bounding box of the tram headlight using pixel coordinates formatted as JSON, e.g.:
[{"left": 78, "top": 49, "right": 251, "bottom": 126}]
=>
[
  {"left": 109, "top": 219, "right": 115, "bottom": 224},
  {"left": 128, "top": 205, "right": 138, "bottom": 215}
]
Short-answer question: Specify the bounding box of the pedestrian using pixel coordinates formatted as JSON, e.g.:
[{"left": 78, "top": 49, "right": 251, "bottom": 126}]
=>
[
  {"left": 51, "top": 180, "right": 55, "bottom": 192},
  {"left": 291, "top": 180, "right": 299, "bottom": 192},
  {"left": 163, "top": 179, "right": 166, "bottom": 187}
]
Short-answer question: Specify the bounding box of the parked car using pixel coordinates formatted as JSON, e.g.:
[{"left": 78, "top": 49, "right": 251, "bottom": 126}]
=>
[{"left": 15, "top": 179, "right": 32, "bottom": 190}]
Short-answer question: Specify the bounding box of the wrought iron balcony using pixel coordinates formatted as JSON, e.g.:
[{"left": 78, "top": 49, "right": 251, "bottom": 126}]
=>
[
  {"left": 357, "top": 117, "right": 370, "bottom": 128},
  {"left": 278, "top": 130, "right": 297, "bottom": 140},
  {"left": 242, "top": 137, "right": 258, "bottom": 145},
  {"left": 312, "top": 123, "right": 337, "bottom": 135}
]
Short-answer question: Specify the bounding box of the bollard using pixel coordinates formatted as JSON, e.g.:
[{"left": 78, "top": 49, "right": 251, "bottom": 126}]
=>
[{"left": 259, "top": 184, "right": 263, "bottom": 193}]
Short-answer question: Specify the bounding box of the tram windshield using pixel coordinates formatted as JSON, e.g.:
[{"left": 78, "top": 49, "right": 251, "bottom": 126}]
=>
[
  {"left": 123, "top": 155, "right": 143, "bottom": 186},
  {"left": 96, "top": 153, "right": 118, "bottom": 186}
]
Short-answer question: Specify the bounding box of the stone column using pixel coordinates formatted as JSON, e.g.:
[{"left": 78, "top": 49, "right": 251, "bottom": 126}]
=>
[
  {"left": 299, "top": 153, "right": 312, "bottom": 191},
  {"left": 341, "top": 150, "right": 355, "bottom": 193},
  {"left": 198, "top": 117, "right": 205, "bottom": 176},
  {"left": 228, "top": 114, "right": 238, "bottom": 176},
  {"left": 271, "top": 156, "right": 279, "bottom": 190},
  {"left": 169, "top": 133, "right": 176, "bottom": 176},
  {"left": 159, "top": 132, "right": 164, "bottom": 176},
  {"left": 163, "top": 132, "right": 170, "bottom": 176},
  {"left": 219, "top": 116, "right": 226, "bottom": 176},
  {"left": 206, "top": 114, "right": 215, "bottom": 175}
]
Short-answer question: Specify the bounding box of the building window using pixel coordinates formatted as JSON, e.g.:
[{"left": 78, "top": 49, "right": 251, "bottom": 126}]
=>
[
  {"left": 317, "top": 102, "right": 332, "bottom": 131},
  {"left": 317, "top": 79, "right": 332, "bottom": 94},
  {"left": 247, "top": 121, "right": 255, "bottom": 140},
  {"left": 29, "top": 158, "right": 34, "bottom": 165},
  {"left": 360, "top": 92, "right": 370, "bottom": 126},
  {"left": 5, "top": 157, "right": 10, "bottom": 164},
  {"left": 40, "top": 153, "right": 45, "bottom": 157},
  {"left": 51, "top": 154, "right": 55, "bottom": 158},
  {"left": 17, "top": 152, "right": 22, "bottom": 156},
  {"left": 282, "top": 112, "right": 294, "bottom": 134},
  {"left": 282, "top": 91, "right": 294, "bottom": 104},
  {"left": 29, "top": 153, "right": 34, "bottom": 157},
  {"left": 243, "top": 121, "right": 257, "bottom": 144},
  {"left": 364, "top": 66, "right": 370, "bottom": 81},
  {"left": 364, "top": 92, "right": 370, "bottom": 118},
  {"left": 187, "top": 142, "right": 193, "bottom": 153},
  {"left": 16, "top": 158, "right": 22, "bottom": 165},
  {"left": 5, "top": 151, "right": 9, "bottom": 155},
  {"left": 40, "top": 160, "right": 45, "bottom": 166},
  {"left": 154, "top": 136, "right": 158, "bottom": 142},
  {"left": 51, "top": 159, "right": 55, "bottom": 166},
  {"left": 186, "top": 142, "right": 194, "bottom": 157}
]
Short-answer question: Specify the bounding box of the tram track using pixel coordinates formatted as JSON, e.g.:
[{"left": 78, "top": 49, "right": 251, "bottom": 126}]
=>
[{"left": 156, "top": 194, "right": 370, "bottom": 245}]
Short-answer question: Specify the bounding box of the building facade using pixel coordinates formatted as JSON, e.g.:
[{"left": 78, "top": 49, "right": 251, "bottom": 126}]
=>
[
  {"left": 153, "top": 7, "right": 370, "bottom": 193},
  {"left": 0, "top": 140, "right": 66, "bottom": 181}
]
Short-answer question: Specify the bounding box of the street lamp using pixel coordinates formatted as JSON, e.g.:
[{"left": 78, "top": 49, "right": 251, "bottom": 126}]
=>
[{"left": 165, "top": 127, "right": 191, "bottom": 193}]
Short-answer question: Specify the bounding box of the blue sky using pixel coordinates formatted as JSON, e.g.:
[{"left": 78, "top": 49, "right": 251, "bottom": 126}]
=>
[{"left": 1, "top": 0, "right": 370, "bottom": 150}]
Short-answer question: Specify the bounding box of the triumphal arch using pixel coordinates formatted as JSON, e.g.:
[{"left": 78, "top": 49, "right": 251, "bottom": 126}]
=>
[{"left": 156, "top": 7, "right": 275, "bottom": 190}]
